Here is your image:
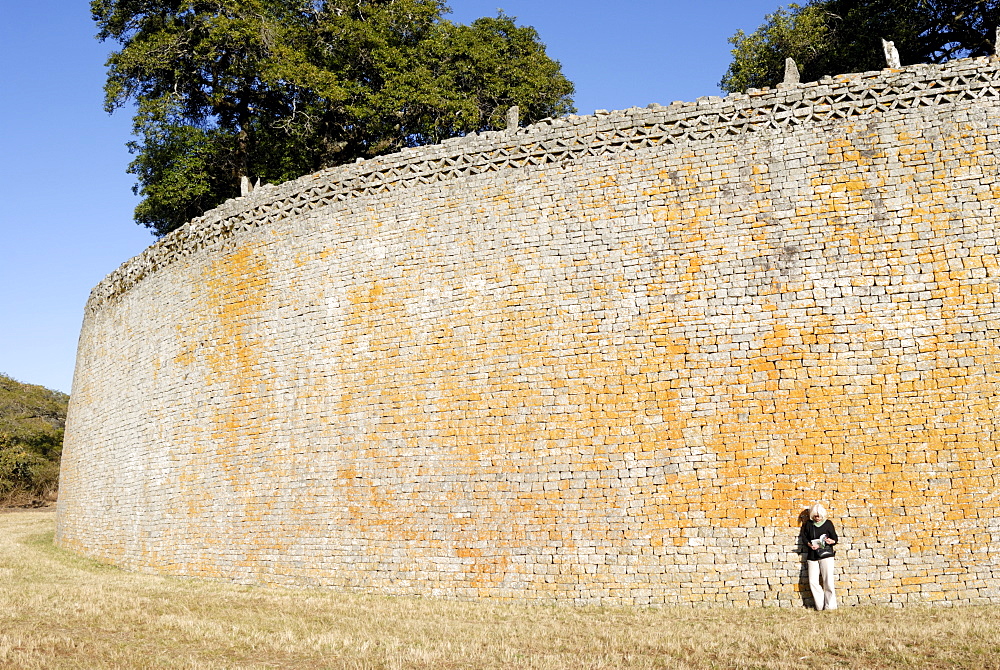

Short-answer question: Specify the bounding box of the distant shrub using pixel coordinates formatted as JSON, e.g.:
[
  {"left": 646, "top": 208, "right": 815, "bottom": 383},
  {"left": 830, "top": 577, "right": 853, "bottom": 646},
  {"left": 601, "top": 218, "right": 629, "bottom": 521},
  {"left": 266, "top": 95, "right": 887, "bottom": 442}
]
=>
[
  {"left": 0, "top": 445, "right": 59, "bottom": 503},
  {"left": 0, "top": 374, "right": 67, "bottom": 506}
]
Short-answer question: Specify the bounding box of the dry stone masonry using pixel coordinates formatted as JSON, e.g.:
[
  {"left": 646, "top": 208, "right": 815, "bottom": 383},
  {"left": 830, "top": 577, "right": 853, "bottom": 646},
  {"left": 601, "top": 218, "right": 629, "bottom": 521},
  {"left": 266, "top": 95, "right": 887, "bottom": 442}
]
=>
[{"left": 58, "top": 56, "right": 1000, "bottom": 607}]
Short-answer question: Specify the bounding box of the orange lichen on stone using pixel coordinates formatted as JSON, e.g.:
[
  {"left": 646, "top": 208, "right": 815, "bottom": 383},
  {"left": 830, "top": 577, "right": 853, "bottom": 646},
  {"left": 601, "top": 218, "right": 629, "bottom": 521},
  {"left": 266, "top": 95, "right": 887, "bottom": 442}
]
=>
[{"left": 56, "top": 57, "right": 1000, "bottom": 608}]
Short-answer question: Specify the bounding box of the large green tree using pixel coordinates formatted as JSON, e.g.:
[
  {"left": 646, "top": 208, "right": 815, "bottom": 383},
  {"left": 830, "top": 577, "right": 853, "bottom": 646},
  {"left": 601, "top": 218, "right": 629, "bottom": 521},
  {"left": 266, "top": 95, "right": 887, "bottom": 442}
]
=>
[
  {"left": 721, "top": 0, "right": 1000, "bottom": 93},
  {"left": 94, "top": 0, "right": 576, "bottom": 236}
]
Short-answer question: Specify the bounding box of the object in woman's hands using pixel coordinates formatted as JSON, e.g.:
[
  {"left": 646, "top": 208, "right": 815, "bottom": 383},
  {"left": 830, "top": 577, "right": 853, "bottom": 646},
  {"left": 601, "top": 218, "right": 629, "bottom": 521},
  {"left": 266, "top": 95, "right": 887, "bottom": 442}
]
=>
[{"left": 815, "top": 533, "right": 833, "bottom": 558}]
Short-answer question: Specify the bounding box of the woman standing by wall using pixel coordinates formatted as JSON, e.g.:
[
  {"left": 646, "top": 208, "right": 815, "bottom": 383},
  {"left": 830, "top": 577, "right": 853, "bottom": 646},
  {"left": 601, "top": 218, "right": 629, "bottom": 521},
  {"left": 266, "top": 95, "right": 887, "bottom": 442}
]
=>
[{"left": 800, "top": 503, "right": 838, "bottom": 610}]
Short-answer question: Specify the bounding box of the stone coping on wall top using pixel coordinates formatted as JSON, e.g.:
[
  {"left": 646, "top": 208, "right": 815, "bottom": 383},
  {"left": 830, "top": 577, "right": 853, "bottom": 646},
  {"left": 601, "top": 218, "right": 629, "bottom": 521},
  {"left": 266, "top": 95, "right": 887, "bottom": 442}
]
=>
[{"left": 85, "top": 56, "right": 1000, "bottom": 314}]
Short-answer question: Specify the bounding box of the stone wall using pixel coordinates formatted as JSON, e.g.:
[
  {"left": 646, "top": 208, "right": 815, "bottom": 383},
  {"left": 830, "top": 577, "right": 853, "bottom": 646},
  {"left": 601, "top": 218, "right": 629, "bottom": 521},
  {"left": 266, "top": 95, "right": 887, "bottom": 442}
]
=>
[{"left": 57, "top": 56, "right": 1000, "bottom": 606}]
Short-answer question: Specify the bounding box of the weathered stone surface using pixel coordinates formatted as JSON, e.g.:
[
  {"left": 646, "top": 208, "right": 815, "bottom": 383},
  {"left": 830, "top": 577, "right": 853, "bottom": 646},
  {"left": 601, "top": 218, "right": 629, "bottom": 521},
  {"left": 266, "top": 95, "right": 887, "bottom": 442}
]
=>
[
  {"left": 784, "top": 57, "right": 800, "bottom": 85},
  {"left": 883, "top": 39, "right": 901, "bottom": 68},
  {"left": 506, "top": 105, "right": 519, "bottom": 131},
  {"left": 57, "top": 56, "right": 1000, "bottom": 607}
]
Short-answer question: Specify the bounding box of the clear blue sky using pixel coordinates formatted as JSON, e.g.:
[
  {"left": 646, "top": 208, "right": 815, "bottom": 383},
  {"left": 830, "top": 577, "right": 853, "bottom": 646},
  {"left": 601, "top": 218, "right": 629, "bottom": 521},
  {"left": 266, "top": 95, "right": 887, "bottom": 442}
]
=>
[{"left": 0, "top": 0, "right": 782, "bottom": 394}]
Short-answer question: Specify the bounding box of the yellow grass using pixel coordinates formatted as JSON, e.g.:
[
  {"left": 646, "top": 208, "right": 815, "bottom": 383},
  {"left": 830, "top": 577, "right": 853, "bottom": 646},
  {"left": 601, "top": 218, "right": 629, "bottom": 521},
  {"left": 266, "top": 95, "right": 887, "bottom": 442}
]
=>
[{"left": 1, "top": 510, "right": 999, "bottom": 669}]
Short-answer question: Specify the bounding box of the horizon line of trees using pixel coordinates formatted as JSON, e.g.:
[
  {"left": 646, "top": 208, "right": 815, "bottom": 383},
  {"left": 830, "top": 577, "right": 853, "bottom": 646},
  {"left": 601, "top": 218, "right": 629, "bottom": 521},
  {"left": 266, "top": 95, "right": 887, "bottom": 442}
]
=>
[
  {"left": 96, "top": 1, "right": 1000, "bottom": 236},
  {"left": 721, "top": 0, "right": 1000, "bottom": 93},
  {"left": 0, "top": 373, "right": 67, "bottom": 507}
]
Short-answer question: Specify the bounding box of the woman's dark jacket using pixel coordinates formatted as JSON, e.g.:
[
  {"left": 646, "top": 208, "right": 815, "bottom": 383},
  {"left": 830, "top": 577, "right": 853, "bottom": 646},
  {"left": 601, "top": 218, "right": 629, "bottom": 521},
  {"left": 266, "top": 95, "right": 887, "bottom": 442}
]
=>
[{"left": 799, "top": 519, "right": 838, "bottom": 561}]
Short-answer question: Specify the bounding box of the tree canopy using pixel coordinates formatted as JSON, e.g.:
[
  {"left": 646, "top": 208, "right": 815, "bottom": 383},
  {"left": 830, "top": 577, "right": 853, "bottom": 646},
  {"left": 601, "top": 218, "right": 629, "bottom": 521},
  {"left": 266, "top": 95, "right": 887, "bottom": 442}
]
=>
[
  {"left": 93, "top": 0, "right": 576, "bottom": 236},
  {"left": 721, "top": 0, "right": 1000, "bottom": 93}
]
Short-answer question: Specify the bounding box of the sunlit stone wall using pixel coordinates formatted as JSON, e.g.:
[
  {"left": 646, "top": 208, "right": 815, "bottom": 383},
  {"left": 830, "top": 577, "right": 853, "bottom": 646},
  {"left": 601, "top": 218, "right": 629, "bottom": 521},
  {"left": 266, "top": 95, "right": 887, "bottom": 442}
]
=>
[{"left": 58, "top": 57, "right": 1000, "bottom": 606}]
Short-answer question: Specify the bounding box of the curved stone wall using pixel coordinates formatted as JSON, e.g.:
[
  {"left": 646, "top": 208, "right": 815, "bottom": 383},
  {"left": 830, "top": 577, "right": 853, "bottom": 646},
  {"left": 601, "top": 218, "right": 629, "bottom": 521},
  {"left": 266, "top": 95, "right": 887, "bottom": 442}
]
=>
[{"left": 58, "top": 57, "right": 1000, "bottom": 606}]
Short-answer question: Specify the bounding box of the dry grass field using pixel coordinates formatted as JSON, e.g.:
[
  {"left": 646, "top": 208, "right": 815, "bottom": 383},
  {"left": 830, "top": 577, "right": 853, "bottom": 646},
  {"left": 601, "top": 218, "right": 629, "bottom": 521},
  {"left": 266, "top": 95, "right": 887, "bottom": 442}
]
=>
[{"left": 1, "top": 509, "right": 999, "bottom": 669}]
